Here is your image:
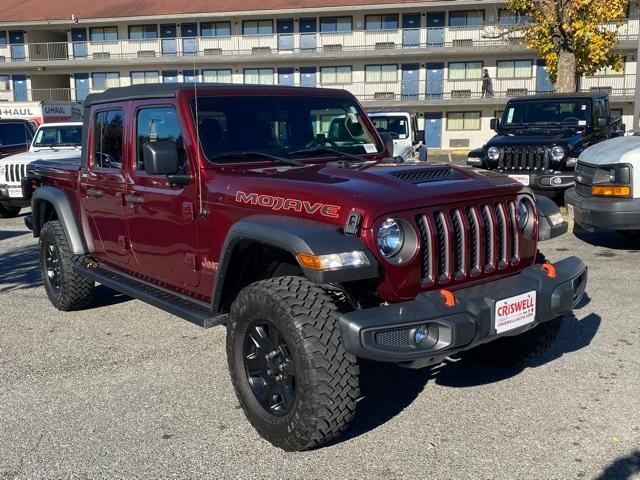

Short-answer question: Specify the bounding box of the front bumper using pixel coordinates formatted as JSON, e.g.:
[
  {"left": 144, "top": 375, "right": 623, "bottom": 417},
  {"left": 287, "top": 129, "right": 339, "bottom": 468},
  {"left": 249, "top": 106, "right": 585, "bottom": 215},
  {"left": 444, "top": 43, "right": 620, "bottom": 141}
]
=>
[
  {"left": 0, "top": 184, "right": 29, "bottom": 207},
  {"left": 565, "top": 187, "right": 640, "bottom": 231},
  {"left": 339, "top": 257, "right": 587, "bottom": 368},
  {"left": 498, "top": 171, "right": 574, "bottom": 190}
]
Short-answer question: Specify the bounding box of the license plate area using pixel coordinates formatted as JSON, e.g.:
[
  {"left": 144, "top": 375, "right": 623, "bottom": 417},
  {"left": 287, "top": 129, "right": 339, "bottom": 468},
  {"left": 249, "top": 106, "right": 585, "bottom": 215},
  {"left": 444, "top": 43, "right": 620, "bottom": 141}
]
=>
[
  {"left": 8, "top": 187, "right": 23, "bottom": 198},
  {"left": 508, "top": 174, "right": 530, "bottom": 186},
  {"left": 494, "top": 290, "right": 537, "bottom": 334}
]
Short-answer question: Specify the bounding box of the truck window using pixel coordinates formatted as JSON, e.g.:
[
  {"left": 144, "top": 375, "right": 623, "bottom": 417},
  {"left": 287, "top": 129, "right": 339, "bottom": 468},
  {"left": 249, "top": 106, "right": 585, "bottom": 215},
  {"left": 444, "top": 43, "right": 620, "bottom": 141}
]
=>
[
  {"left": 136, "top": 106, "right": 185, "bottom": 172},
  {"left": 0, "top": 122, "right": 31, "bottom": 147},
  {"left": 33, "top": 125, "right": 82, "bottom": 147},
  {"left": 370, "top": 116, "right": 409, "bottom": 139},
  {"left": 93, "top": 110, "right": 124, "bottom": 169},
  {"left": 502, "top": 100, "right": 590, "bottom": 126}
]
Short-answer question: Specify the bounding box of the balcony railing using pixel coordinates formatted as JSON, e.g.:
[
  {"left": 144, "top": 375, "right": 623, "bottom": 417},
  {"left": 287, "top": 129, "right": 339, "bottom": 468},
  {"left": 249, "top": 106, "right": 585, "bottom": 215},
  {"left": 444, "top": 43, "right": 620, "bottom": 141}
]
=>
[
  {"left": 0, "top": 74, "right": 635, "bottom": 103},
  {"left": 0, "top": 19, "right": 637, "bottom": 63}
]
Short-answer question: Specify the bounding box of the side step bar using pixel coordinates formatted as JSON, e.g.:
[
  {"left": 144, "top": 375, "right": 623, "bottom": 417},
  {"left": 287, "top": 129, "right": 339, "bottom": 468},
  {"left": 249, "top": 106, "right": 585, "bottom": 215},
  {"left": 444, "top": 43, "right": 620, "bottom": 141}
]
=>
[{"left": 73, "top": 264, "right": 226, "bottom": 329}]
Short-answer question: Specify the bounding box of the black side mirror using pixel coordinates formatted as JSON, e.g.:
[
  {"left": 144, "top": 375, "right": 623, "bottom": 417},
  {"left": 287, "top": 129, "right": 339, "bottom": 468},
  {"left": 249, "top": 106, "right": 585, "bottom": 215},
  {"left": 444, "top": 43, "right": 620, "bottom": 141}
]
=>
[
  {"left": 490, "top": 118, "right": 500, "bottom": 131},
  {"left": 417, "top": 129, "right": 425, "bottom": 144},
  {"left": 143, "top": 141, "right": 180, "bottom": 176},
  {"left": 380, "top": 132, "right": 395, "bottom": 156},
  {"left": 620, "top": 123, "right": 626, "bottom": 133},
  {"left": 597, "top": 117, "right": 608, "bottom": 128}
]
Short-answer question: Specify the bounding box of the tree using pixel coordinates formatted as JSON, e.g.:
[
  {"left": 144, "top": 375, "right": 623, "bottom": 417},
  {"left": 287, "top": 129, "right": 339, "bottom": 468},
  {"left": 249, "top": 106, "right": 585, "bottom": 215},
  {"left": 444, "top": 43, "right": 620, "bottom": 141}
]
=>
[{"left": 504, "top": 0, "right": 628, "bottom": 92}]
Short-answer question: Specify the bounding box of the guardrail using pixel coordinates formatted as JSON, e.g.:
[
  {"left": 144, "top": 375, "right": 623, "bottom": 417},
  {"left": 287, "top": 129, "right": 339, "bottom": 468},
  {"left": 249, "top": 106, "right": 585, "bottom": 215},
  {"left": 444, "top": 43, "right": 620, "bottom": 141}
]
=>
[{"left": 0, "top": 19, "right": 636, "bottom": 63}]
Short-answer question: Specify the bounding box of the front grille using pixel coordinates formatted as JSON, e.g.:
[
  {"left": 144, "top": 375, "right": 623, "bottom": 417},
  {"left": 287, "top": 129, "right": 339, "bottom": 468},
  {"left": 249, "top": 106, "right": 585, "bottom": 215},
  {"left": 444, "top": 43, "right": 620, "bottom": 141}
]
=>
[
  {"left": 4, "top": 163, "right": 27, "bottom": 184},
  {"left": 574, "top": 162, "right": 595, "bottom": 197},
  {"left": 416, "top": 199, "right": 520, "bottom": 285},
  {"left": 498, "top": 146, "right": 550, "bottom": 172}
]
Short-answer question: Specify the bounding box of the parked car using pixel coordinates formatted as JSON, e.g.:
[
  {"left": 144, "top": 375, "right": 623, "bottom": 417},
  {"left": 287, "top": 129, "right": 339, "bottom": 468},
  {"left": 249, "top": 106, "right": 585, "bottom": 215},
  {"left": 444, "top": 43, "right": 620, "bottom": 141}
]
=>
[
  {"left": 467, "top": 93, "right": 624, "bottom": 197},
  {"left": 24, "top": 84, "right": 586, "bottom": 451},
  {"left": 368, "top": 110, "right": 422, "bottom": 161},
  {"left": 0, "top": 119, "right": 38, "bottom": 160},
  {"left": 565, "top": 135, "right": 640, "bottom": 235},
  {"left": 0, "top": 122, "right": 82, "bottom": 218}
]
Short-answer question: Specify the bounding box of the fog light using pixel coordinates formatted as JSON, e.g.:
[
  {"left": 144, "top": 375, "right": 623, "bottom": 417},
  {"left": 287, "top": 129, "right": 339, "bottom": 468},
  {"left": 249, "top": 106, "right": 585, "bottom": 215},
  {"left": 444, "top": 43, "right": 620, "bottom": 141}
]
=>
[{"left": 414, "top": 324, "right": 438, "bottom": 348}]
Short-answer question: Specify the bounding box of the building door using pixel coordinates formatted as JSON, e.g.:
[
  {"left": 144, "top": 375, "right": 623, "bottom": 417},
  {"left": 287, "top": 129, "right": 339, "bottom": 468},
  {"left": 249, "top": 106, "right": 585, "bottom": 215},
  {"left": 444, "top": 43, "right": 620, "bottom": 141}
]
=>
[
  {"left": 181, "top": 23, "right": 198, "bottom": 55},
  {"left": 71, "top": 28, "right": 87, "bottom": 59},
  {"left": 299, "top": 18, "right": 317, "bottom": 51},
  {"left": 401, "top": 64, "right": 420, "bottom": 100},
  {"left": 183, "top": 69, "right": 199, "bottom": 83},
  {"left": 300, "top": 67, "right": 317, "bottom": 87},
  {"left": 536, "top": 60, "right": 554, "bottom": 94},
  {"left": 9, "top": 31, "right": 25, "bottom": 61},
  {"left": 12, "top": 75, "right": 27, "bottom": 101},
  {"left": 277, "top": 19, "right": 294, "bottom": 52},
  {"left": 426, "top": 13, "right": 445, "bottom": 46},
  {"left": 424, "top": 112, "right": 442, "bottom": 149},
  {"left": 402, "top": 14, "right": 420, "bottom": 47},
  {"left": 163, "top": 71, "right": 179, "bottom": 83},
  {"left": 160, "top": 24, "right": 177, "bottom": 56},
  {"left": 74, "top": 73, "right": 89, "bottom": 101},
  {"left": 425, "top": 63, "right": 444, "bottom": 100},
  {"left": 278, "top": 68, "right": 295, "bottom": 86}
]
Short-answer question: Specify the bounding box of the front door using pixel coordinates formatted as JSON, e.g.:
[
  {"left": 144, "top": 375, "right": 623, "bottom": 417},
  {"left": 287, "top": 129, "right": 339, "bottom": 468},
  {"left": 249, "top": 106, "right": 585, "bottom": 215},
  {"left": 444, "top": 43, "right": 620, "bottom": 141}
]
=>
[
  {"left": 160, "top": 24, "right": 177, "bottom": 56},
  {"left": 181, "top": 23, "right": 198, "bottom": 55},
  {"left": 425, "top": 63, "right": 444, "bottom": 100},
  {"left": 74, "top": 73, "right": 89, "bottom": 101},
  {"left": 9, "top": 31, "right": 25, "bottom": 61},
  {"left": 426, "top": 13, "right": 445, "bottom": 46},
  {"left": 127, "top": 103, "right": 199, "bottom": 287},
  {"left": 401, "top": 64, "right": 419, "bottom": 100},
  {"left": 277, "top": 19, "right": 294, "bottom": 52},
  {"left": 299, "top": 18, "right": 317, "bottom": 51},
  {"left": 300, "top": 67, "right": 317, "bottom": 87},
  {"left": 424, "top": 112, "right": 442, "bottom": 149},
  {"left": 71, "top": 28, "right": 87, "bottom": 58},
  {"left": 402, "top": 13, "right": 420, "bottom": 47},
  {"left": 12, "top": 75, "right": 28, "bottom": 101},
  {"left": 80, "top": 106, "right": 130, "bottom": 266}
]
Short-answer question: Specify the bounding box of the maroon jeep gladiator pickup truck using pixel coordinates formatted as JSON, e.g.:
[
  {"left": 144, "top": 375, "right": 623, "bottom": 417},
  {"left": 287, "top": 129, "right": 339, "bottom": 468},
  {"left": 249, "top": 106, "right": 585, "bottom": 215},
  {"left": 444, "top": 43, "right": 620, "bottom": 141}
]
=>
[{"left": 24, "top": 84, "right": 587, "bottom": 451}]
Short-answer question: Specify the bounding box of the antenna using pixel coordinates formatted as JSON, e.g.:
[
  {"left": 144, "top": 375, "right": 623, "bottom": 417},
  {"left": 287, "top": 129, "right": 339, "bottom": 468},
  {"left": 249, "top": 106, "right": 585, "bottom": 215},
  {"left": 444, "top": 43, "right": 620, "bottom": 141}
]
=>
[{"left": 192, "top": 53, "right": 205, "bottom": 217}]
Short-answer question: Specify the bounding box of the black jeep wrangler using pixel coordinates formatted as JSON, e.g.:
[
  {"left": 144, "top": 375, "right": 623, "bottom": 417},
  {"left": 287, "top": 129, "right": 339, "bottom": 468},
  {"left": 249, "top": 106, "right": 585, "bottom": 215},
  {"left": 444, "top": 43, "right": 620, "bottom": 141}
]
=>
[{"left": 468, "top": 93, "right": 625, "bottom": 197}]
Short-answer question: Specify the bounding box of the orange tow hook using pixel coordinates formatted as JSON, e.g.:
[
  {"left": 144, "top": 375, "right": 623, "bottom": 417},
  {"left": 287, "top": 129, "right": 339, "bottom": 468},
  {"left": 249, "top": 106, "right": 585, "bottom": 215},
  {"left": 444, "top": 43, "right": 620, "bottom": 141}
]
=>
[
  {"left": 440, "top": 289, "right": 456, "bottom": 307},
  {"left": 542, "top": 262, "right": 556, "bottom": 279}
]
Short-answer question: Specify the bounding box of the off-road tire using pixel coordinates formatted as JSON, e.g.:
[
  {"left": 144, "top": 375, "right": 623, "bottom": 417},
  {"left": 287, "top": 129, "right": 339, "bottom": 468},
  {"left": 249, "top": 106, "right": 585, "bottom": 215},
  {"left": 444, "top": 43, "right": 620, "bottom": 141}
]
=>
[
  {"left": 39, "top": 220, "right": 94, "bottom": 311},
  {"left": 469, "top": 316, "right": 563, "bottom": 367},
  {"left": 0, "top": 204, "right": 21, "bottom": 218},
  {"left": 617, "top": 230, "right": 640, "bottom": 238},
  {"left": 227, "top": 276, "right": 359, "bottom": 451}
]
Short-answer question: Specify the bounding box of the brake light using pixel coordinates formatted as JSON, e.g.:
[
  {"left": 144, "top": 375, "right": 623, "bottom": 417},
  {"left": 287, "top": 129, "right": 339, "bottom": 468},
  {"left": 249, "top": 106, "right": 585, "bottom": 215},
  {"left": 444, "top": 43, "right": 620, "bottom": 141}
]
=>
[{"left": 591, "top": 185, "right": 631, "bottom": 197}]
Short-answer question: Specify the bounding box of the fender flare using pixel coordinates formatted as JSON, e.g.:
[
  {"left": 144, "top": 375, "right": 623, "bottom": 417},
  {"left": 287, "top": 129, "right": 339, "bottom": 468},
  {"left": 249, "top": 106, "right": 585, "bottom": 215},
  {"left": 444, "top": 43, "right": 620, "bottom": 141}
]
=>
[
  {"left": 32, "top": 186, "right": 88, "bottom": 255},
  {"left": 211, "top": 214, "right": 379, "bottom": 312},
  {"left": 536, "top": 195, "right": 568, "bottom": 241}
]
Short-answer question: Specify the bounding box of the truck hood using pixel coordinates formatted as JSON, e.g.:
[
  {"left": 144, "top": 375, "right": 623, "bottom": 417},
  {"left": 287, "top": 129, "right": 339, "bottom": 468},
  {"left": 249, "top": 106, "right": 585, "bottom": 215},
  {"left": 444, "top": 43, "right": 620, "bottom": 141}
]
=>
[
  {"left": 579, "top": 136, "right": 640, "bottom": 165},
  {"left": 487, "top": 130, "right": 583, "bottom": 148},
  {"left": 224, "top": 162, "right": 524, "bottom": 228},
  {"left": 0, "top": 148, "right": 82, "bottom": 165}
]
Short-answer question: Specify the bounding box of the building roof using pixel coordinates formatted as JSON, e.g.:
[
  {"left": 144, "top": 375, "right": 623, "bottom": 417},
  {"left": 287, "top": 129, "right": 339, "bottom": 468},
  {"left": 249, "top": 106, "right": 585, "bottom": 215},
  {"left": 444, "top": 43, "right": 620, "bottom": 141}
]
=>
[{"left": 0, "top": 0, "right": 431, "bottom": 23}]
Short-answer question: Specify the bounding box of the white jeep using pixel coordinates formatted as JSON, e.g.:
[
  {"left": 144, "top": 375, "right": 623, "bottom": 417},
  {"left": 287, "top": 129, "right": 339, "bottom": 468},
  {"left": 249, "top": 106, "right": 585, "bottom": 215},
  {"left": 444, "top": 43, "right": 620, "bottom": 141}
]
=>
[{"left": 0, "top": 122, "right": 82, "bottom": 218}]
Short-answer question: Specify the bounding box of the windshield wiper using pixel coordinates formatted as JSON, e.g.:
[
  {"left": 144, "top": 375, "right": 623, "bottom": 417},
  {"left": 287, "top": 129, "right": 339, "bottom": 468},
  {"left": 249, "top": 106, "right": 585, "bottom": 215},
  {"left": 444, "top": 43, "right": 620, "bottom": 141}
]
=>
[
  {"left": 208, "top": 151, "right": 304, "bottom": 167},
  {"left": 288, "top": 147, "right": 370, "bottom": 164}
]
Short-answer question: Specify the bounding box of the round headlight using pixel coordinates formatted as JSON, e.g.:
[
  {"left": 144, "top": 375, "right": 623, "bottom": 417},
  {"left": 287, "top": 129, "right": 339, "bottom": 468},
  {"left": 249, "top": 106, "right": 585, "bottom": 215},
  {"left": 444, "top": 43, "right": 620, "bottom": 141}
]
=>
[
  {"left": 550, "top": 146, "right": 565, "bottom": 161},
  {"left": 377, "top": 218, "right": 404, "bottom": 258},
  {"left": 487, "top": 146, "right": 500, "bottom": 161},
  {"left": 517, "top": 198, "right": 535, "bottom": 238}
]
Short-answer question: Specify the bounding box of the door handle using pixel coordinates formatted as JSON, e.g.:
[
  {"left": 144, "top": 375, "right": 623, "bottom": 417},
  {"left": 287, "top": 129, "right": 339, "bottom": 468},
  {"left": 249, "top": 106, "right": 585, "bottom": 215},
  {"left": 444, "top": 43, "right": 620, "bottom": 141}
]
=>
[
  {"left": 124, "top": 194, "right": 145, "bottom": 205},
  {"left": 86, "top": 187, "right": 104, "bottom": 198}
]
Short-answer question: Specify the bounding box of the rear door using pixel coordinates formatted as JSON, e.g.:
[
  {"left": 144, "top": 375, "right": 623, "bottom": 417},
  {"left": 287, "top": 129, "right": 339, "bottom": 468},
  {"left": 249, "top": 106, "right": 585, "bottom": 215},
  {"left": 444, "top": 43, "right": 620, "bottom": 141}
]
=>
[
  {"left": 126, "top": 102, "right": 199, "bottom": 288},
  {"left": 80, "top": 106, "right": 130, "bottom": 265}
]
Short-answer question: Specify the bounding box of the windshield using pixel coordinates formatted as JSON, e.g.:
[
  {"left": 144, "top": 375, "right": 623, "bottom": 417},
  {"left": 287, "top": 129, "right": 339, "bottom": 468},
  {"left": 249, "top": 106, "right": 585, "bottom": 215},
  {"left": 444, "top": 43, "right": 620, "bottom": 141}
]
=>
[
  {"left": 33, "top": 125, "right": 82, "bottom": 147},
  {"left": 370, "top": 115, "right": 409, "bottom": 139},
  {"left": 193, "top": 95, "right": 382, "bottom": 162},
  {"left": 0, "top": 123, "right": 32, "bottom": 147},
  {"left": 502, "top": 100, "right": 591, "bottom": 127}
]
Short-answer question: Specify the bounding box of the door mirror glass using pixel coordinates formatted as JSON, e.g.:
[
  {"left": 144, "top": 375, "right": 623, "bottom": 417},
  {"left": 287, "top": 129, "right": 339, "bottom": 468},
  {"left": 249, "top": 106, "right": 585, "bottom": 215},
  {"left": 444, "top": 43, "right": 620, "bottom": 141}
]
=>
[
  {"left": 143, "top": 140, "right": 180, "bottom": 175},
  {"left": 380, "top": 132, "right": 395, "bottom": 156},
  {"left": 417, "top": 129, "right": 425, "bottom": 144},
  {"left": 597, "top": 117, "right": 608, "bottom": 128}
]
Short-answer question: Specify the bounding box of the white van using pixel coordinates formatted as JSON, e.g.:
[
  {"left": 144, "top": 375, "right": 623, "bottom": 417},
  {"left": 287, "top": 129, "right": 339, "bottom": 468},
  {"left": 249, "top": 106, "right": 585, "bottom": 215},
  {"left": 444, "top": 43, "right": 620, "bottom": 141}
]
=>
[
  {"left": 565, "top": 135, "right": 640, "bottom": 235},
  {"left": 368, "top": 111, "right": 422, "bottom": 161}
]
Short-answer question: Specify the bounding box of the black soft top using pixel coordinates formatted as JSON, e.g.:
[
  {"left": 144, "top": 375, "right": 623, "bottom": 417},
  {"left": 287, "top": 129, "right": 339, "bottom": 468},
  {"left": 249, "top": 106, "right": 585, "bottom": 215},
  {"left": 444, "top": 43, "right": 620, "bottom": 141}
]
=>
[
  {"left": 83, "top": 83, "right": 352, "bottom": 107},
  {"left": 508, "top": 92, "right": 606, "bottom": 103}
]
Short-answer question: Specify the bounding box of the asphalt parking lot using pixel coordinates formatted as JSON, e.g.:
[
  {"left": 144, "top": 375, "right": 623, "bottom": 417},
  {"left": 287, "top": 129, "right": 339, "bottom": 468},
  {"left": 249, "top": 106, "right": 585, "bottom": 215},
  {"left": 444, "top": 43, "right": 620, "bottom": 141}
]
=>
[{"left": 1, "top": 212, "right": 639, "bottom": 480}]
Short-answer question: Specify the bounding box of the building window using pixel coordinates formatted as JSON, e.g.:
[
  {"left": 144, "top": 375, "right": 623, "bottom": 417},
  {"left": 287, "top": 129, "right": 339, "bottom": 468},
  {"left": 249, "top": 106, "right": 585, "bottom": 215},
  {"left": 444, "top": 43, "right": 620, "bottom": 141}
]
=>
[
  {"left": 448, "top": 61, "right": 483, "bottom": 80},
  {"left": 244, "top": 68, "right": 274, "bottom": 85},
  {"left": 93, "top": 109, "right": 124, "bottom": 169},
  {"left": 496, "top": 60, "right": 532, "bottom": 78},
  {"left": 497, "top": 9, "right": 530, "bottom": 24},
  {"left": 0, "top": 75, "right": 9, "bottom": 90},
  {"left": 320, "top": 16, "right": 352, "bottom": 32},
  {"left": 365, "top": 65, "right": 397, "bottom": 83},
  {"left": 128, "top": 25, "right": 158, "bottom": 40},
  {"left": 91, "top": 72, "right": 119, "bottom": 90},
  {"left": 447, "top": 111, "right": 481, "bottom": 130},
  {"left": 203, "top": 69, "right": 232, "bottom": 83},
  {"left": 0, "top": 32, "right": 6, "bottom": 45},
  {"left": 320, "top": 66, "right": 352, "bottom": 84},
  {"left": 243, "top": 20, "right": 273, "bottom": 35},
  {"left": 90, "top": 27, "right": 118, "bottom": 42},
  {"left": 131, "top": 71, "right": 160, "bottom": 84},
  {"left": 449, "top": 11, "right": 484, "bottom": 27},
  {"left": 365, "top": 14, "right": 399, "bottom": 30},
  {"left": 201, "top": 22, "right": 231, "bottom": 37}
]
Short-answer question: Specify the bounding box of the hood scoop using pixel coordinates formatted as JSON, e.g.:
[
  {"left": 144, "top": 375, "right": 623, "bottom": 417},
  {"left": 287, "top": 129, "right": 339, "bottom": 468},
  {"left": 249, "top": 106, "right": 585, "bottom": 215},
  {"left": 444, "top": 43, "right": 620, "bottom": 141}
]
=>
[{"left": 390, "top": 166, "right": 460, "bottom": 185}]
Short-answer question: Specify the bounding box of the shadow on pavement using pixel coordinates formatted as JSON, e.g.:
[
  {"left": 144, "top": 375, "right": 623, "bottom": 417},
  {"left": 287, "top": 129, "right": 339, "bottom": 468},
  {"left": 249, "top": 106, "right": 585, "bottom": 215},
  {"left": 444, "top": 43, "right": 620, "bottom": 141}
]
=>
[
  {"left": 573, "top": 226, "right": 640, "bottom": 251},
  {"left": 595, "top": 451, "right": 640, "bottom": 480},
  {"left": 0, "top": 243, "right": 40, "bottom": 292},
  {"left": 0, "top": 229, "right": 29, "bottom": 242}
]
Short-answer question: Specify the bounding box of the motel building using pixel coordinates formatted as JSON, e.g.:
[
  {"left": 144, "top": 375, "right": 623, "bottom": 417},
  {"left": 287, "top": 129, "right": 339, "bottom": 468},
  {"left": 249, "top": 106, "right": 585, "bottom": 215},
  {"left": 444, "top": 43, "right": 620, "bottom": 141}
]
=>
[{"left": 0, "top": 0, "right": 639, "bottom": 150}]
